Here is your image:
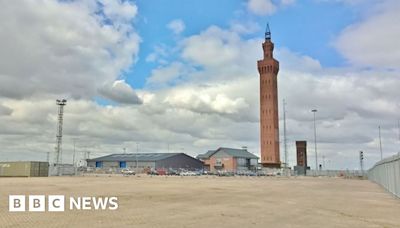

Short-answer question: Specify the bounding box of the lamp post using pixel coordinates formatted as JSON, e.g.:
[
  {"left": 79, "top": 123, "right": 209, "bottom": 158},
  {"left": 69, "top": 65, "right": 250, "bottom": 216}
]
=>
[{"left": 311, "top": 109, "right": 318, "bottom": 171}]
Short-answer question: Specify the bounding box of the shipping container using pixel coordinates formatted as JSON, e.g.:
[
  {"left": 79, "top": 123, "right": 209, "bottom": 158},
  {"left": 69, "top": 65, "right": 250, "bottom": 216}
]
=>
[{"left": 0, "top": 161, "right": 49, "bottom": 177}]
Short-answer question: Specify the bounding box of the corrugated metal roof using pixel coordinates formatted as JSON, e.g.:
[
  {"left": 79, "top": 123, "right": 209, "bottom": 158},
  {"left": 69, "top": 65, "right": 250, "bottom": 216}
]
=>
[
  {"left": 87, "top": 153, "right": 181, "bottom": 162},
  {"left": 197, "top": 147, "right": 258, "bottom": 159}
]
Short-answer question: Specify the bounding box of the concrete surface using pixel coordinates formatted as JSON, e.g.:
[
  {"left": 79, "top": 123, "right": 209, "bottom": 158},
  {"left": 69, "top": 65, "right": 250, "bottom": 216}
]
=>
[{"left": 0, "top": 175, "right": 399, "bottom": 228}]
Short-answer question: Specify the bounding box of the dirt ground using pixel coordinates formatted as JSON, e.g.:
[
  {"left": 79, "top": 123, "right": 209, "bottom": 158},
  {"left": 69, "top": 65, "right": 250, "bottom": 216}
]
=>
[{"left": 0, "top": 175, "right": 399, "bottom": 228}]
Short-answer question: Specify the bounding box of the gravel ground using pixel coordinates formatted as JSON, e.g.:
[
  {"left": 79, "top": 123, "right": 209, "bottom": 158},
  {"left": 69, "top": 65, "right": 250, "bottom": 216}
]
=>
[{"left": 0, "top": 175, "right": 399, "bottom": 228}]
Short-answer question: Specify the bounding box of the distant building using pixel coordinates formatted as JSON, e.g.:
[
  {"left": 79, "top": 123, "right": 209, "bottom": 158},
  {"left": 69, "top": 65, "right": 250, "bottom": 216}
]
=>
[
  {"left": 196, "top": 150, "right": 215, "bottom": 171},
  {"left": 257, "top": 24, "right": 281, "bottom": 168},
  {"left": 0, "top": 161, "right": 49, "bottom": 177},
  {"left": 294, "top": 141, "right": 309, "bottom": 175},
  {"left": 87, "top": 153, "right": 203, "bottom": 171},
  {"left": 296, "top": 141, "right": 307, "bottom": 167},
  {"left": 197, "top": 147, "right": 258, "bottom": 172}
]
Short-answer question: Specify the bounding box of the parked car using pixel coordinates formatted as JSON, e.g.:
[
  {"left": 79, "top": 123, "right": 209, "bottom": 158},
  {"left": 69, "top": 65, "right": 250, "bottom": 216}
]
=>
[
  {"left": 121, "top": 169, "right": 135, "bottom": 175},
  {"left": 166, "top": 170, "right": 180, "bottom": 176},
  {"left": 217, "top": 171, "right": 234, "bottom": 176},
  {"left": 147, "top": 170, "right": 159, "bottom": 175},
  {"left": 180, "top": 171, "right": 198, "bottom": 176},
  {"left": 256, "top": 172, "right": 266, "bottom": 176}
]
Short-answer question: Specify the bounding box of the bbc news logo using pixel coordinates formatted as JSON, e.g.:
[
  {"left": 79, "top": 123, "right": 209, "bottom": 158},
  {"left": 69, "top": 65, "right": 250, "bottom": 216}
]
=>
[{"left": 9, "top": 195, "right": 118, "bottom": 212}]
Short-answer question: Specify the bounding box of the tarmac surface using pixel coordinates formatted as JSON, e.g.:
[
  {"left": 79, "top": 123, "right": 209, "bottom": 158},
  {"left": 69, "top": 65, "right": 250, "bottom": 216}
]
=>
[{"left": 0, "top": 175, "right": 399, "bottom": 228}]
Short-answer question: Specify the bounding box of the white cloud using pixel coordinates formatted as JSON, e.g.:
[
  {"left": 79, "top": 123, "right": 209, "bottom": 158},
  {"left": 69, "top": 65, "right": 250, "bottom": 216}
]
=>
[
  {"left": 335, "top": 1, "right": 400, "bottom": 69},
  {"left": 276, "top": 48, "right": 322, "bottom": 72},
  {"left": 146, "top": 62, "right": 186, "bottom": 86},
  {"left": 163, "top": 83, "right": 251, "bottom": 116},
  {"left": 98, "top": 80, "right": 142, "bottom": 105},
  {"left": 181, "top": 26, "right": 260, "bottom": 74},
  {"left": 101, "top": 0, "right": 138, "bottom": 23},
  {"left": 0, "top": 0, "right": 140, "bottom": 100},
  {"left": 167, "top": 19, "right": 185, "bottom": 34},
  {"left": 247, "top": 0, "right": 296, "bottom": 16},
  {"left": 145, "top": 44, "right": 170, "bottom": 64},
  {"left": 230, "top": 21, "right": 261, "bottom": 35},
  {"left": 247, "top": 0, "right": 277, "bottom": 16}
]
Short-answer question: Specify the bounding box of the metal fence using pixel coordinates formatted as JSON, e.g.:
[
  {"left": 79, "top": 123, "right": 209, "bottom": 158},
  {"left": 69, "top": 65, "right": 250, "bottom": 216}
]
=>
[
  {"left": 305, "top": 169, "right": 364, "bottom": 178},
  {"left": 368, "top": 153, "right": 400, "bottom": 198},
  {"left": 49, "top": 164, "right": 75, "bottom": 176}
]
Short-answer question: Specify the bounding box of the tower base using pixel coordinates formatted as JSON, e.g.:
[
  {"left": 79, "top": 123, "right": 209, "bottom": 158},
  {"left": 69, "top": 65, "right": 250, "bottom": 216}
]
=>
[{"left": 261, "top": 162, "right": 281, "bottom": 168}]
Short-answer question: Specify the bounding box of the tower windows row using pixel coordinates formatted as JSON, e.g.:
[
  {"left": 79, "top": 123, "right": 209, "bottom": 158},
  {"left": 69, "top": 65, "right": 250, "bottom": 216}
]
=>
[
  {"left": 262, "top": 94, "right": 273, "bottom": 99},
  {"left": 262, "top": 156, "right": 273, "bottom": 161},
  {"left": 263, "top": 140, "right": 274, "bottom": 145},
  {"left": 259, "top": 65, "right": 274, "bottom": 74},
  {"left": 262, "top": 109, "right": 273, "bottom": 114},
  {"left": 261, "top": 78, "right": 276, "bottom": 85},
  {"left": 262, "top": 125, "right": 273, "bottom": 130}
]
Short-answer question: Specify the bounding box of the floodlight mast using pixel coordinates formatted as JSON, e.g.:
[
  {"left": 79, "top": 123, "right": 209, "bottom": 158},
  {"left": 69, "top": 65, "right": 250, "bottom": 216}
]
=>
[
  {"left": 55, "top": 99, "right": 67, "bottom": 175},
  {"left": 311, "top": 109, "right": 318, "bottom": 172}
]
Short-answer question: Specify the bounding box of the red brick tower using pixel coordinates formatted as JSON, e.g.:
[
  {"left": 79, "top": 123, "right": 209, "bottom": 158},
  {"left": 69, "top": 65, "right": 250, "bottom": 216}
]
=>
[{"left": 257, "top": 24, "right": 280, "bottom": 168}]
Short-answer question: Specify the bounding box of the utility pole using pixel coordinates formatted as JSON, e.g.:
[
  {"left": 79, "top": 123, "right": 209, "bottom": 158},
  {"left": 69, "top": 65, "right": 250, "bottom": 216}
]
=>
[
  {"left": 283, "top": 99, "right": 288, "bottom": 170},
  {"left": 72, "top": 139, "right": 77, "bottom": 175},
  {"left": 136, "top": 142, "right": 139, "bottom": 170},
  {"left": 378, "top": 126, "right": 383, "bottom": 160},
  {"left": 123, "top": 147, "right": 126, "bottom": 154},
  {"left": 85, "top": 151, "right": 91, "bottom": 162},
  {"left": 85, "top": 151, "right": 91, "bottom": 167},
  {"left": 311, "top": 109, "right": 318, "bottom": 171},
  {"left": 46, "top": 152, "right": 50, "bottom": 163},
  {"left": 72, "top": 139, "right": 76, "bottom": 167},
  {"left": 359, "top": 151, "right": 364, "bottom": 176},
  {"left": 55, "top": 99, "right": 67, "bottom": 176}
]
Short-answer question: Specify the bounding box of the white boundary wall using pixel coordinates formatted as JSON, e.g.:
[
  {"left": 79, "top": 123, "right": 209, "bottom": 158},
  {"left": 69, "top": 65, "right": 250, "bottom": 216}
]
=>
[{"left": 368, "top": 153, "right": 400, "bottom": 198}]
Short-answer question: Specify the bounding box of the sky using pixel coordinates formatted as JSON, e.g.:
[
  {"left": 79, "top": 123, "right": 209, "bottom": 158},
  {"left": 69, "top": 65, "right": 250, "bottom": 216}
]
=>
[{"left": 0, "top": 0, "right": 399, "bottom": 170}]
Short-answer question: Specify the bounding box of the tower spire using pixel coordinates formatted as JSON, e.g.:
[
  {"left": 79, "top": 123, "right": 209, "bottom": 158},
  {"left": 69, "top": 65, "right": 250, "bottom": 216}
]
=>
[{"left": 265, "top": 23, "right": 271, "bottom": 40}]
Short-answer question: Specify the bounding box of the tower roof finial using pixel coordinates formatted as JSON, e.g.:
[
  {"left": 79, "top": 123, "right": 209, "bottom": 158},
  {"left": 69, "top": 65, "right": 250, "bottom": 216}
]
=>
[{"left": 265, "top": 23, "right": 271, "bottom": 40}]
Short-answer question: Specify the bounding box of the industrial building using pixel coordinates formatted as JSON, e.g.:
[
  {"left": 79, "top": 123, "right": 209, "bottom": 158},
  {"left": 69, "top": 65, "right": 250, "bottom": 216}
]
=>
[
  {"left": 87, "top": 153, "right": 203, "bottom": 171},
  {"left": 0, "top": 161, "right": 49, "bottom": 177},
  {"left": 197, "top": 147, "right": 258, "bottom": 172}
]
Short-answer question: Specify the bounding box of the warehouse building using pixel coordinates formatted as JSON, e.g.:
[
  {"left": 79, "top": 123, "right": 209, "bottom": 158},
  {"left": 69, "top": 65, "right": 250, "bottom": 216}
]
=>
[
  {"left": 197, "top": 147, "right": 258, "bottom": 172},
  {"left": 87, "top": 153, "right": 203, "bottom": 171}
]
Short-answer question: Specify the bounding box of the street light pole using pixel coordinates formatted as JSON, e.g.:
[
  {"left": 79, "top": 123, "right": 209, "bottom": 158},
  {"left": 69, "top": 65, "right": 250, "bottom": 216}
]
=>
[{"left": 311, "top": 109, "right": 318, "bottom": 171}]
